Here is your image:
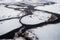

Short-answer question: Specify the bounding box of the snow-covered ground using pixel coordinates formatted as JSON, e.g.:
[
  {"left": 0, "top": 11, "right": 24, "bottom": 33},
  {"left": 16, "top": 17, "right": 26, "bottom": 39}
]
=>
[
  {"left": 30, "top": 1, "right": 60, "bottom": 40},
  {"left": 0, "top": 0, "right": 60, "bottom": 40},
  {"left": 21, "top": 11, "right": 51, "bottom": 25},
  {"left": 28, "top": 23, "right": 60, "bottom": 40},
  {"left": 0, "top": 5, "right": 22, "bottom": 35},
  {"left": 35, "top": 0, "right": 60, "bottom": 14},
  {"left": 28, "top": 0, "right": 60, "bottom": 40}
]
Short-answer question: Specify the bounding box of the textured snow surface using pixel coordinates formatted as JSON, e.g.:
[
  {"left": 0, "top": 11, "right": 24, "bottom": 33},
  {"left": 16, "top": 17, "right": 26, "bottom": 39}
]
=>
[
  {"left": 35, "top": 0, "right": 60, "bottom": 14},
  {"left": 0, "top": 19, "right": 22, "bottom": 35},
  {"left": 0, "top": 5, "right": 22, "bottom": 35},
  {"left": 28, "top": 23, "right": 60, "bottom": 40},
  {"left": 21, "top": 11, "right": 51, "bottom": 25},
  {"left": 0, "top": 0, "right": 60, "bottom": 40},
  {"left": 0, "top": 5, "right": 21, "bottom": 19}
]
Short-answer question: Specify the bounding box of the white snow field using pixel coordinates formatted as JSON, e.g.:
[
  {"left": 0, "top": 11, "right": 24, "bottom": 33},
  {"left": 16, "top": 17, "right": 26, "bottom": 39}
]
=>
[
  {"left": 21, "top": 11, "right": 51, "bottom": 25},
  {"left": 0, "top": 5, "right": 22, "bottom": 35},
  {"left": 0, "top": 0, "right": 60, "bottom": 40},
  {"left": 28, "top": 0, "right": 60, "bottom": 40}
]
